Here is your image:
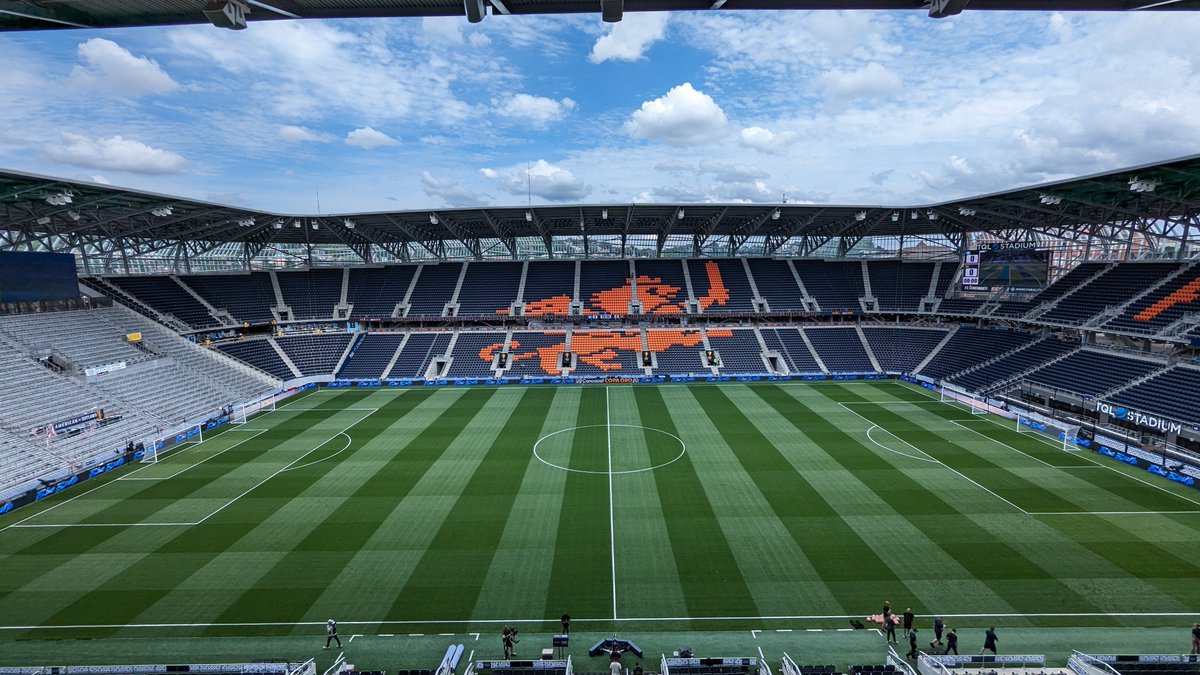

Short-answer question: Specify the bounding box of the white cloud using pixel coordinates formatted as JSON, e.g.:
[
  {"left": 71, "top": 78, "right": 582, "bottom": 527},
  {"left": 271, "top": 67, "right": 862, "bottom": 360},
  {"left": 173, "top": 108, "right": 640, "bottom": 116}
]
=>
[
  {"left": 421, "top": 171, "right": 490, "bottom": 207},
  {"left": 68, "top": 38, "right": 179, "bottom": 97},
  {"left": 625, "top": 82, "right": 728, "bottom": 147},
  {"left": 819, "top": 62, "right": 902, "bottom": 104},
  {"left": 494, "top": 94, "right": 577, "bottom": 125},
  {"left": 739, "top": 126, "right": 799, "bottom": 155},
  {"left": 345, "top": 127, "right": 400, "bottom": 149},
  {"left": 44, "top": 132, "right": 186, "bottom": 174},
  {"left": 590, "top": 12, "right": 670, "bottom": 63},
  {"left": 85, "top": 175, "right": 111, "bottom": 185},
  {"left": 279, "top": 125, "right": 332, "bottom": 143},
  {"left": 483, "top": 159, "right": 591, "bottom": 202}
]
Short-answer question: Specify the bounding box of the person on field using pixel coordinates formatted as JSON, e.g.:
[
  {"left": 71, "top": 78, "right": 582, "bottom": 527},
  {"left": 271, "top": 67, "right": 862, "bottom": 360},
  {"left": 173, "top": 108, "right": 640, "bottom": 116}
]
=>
[
  {"left": 981, "top": 627, "right": 998, "bottom": 656},
  {"left": 930, "top": 617, "right": 945, "bottom": 650},
  {"left": 1191, "top": 623, "right": 1199, "bottom": 655},
  {"left": 562, "top": 612, "right": 571, "bottom": 634},
  {"left": 884, "top": 612, "right": 898, "bottom": 644},
  {"left": 906, "top": 628, "right": 920, "bottom": 660},
  {"left": 902, "top": 608, "right": 915, "bottom": 633},
  {"left": 945, "top": 628, "right": 958, "bottom": 655},
  {"left": 325, "top": 619, "right": 342, "bottom": 650}
]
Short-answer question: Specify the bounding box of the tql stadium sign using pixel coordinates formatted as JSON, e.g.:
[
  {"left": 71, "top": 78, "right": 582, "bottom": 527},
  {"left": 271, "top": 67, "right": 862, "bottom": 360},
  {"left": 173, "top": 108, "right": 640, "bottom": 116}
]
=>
[{"left": 1096, "top": 402, "right": 1183, "bottom": 434}]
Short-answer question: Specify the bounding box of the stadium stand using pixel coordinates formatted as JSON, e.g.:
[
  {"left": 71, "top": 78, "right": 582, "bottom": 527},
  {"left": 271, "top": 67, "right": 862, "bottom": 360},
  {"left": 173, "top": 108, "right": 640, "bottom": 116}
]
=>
[
  {"left": 1022, "top": 348, "right": 1163, "bottom": 398},
  {"left": 275, "top": 333, "right": 353, "bottom": 376},
  {"left": 689, "top": 259, "right": 753, "bottom": 312},
  {"left": 276, "top": 268, "right": 343, "bottom": 320},
  {"left": 406, "top": 262, "right": 463, "bottom": 317},
  {"left": 504, "top": 332, "right": 567, "bottom": 377},
  {"left": 444, "top": 331, "right": 507, "bottom": 378},
  {"left": 793, "top": 260, "right": 864, "bottom": 311},
  {"left": 217, "top": 338, "right": 296, "bottom": 381},
  {"left": 647, "top": 329, "right": 709, "bottom": 374},
  {"left": 761, "top": 327, "right": 823, "bottom": 374},
  {"left": 861, "top": 327, "right": 949, "bottom": 373},
  {"left": 388, "top": 332, "right": 452, "bottom": 378},
  {"left": 932, "top": 262, "right": 961, "bottom": 299},
  {"left": 347, "top": 265, "right": 418, "bottom": 319},
  {"left": 569, "top": 330, "right": 641, "bottom": 374},
  {"left": 918, "top": 326, "right": 1035, "bottom": 380},
  {"left": 634, "top": 259, "right": 690, "bottom": 314},
  {"left": 457, "top": 261, "right": 523, "bottom": 316},
  {"left": 105, "top": 275, "right": 219, "bottom": 328},
  {"left": 0, "top": 307, "right": 156, "bottom": 372},
  {"left": 1040, "top": 262, "right": 1183, "bottom": 325},
  {"left": 1110, "top": 366, "right": 1200, "bottom": 426},
  {"left": 707, "top": 328, "right": 767, "bottom": 373},
  {"left": 949, "top": 338, "right": 1077, "bottom": 392},
  {"left": 580, "top": 260, "right": 634, "bottom": 315},
  {"left": 805, "top": 327, "right": 876, "bottom": 372},
  {"left": 991, "top": 299, "right": 1039, "bottom": 318},
  {"left": 937, "top": 297, "right": 985, "bottom": 315},
  {"left": 337, "top": 332, "right": 406, "bottom": 379},
  {"left": 522, "top": 261, "right": 577, "bottom": 316},
  {"left": 746, "top": 258, "right": 807, "bottom": 311},
  {"left": 1103, "top": 264, "right": 1200, "bottom": 334},
  {"left": 867, "top": 260, "right": 935, "bottom": 311},
  {"left": 184, "top": 272, "right": 277, "bottom": 324}
]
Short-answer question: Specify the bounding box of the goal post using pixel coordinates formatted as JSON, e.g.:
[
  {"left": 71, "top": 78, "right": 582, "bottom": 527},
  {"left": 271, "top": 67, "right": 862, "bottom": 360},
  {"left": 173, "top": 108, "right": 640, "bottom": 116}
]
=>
[
  {"left": 140, "top": 423, "right": 203, "bottom": 463},
  {"left": 1016, "top": 412, "right": 1082, "bottom": 452},
  {"left": 939, "top": 386, "right": 989, "bottom": 415},
  {"left": 232, "top": 396, "right": 276, "bottom": 425}
]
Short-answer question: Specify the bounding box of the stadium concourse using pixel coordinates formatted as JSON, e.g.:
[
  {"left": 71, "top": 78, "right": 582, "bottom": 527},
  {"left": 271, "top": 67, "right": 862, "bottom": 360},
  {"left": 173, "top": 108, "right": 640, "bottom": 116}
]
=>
[{"left": 2, "top": 161, "right": 1200, "bottom": 670}]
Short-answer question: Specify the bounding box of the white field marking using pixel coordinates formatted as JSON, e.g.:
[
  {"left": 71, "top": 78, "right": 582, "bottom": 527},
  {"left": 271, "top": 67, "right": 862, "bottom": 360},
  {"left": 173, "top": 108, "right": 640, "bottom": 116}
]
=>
[
  {"left": 349, "top": 634, "right": 361, "bottom": 643},
  {"left": 750, "top": 630, "right": 760, "bottom": 639},
  {"left": 607, "top": 386, "right": 617, "bottom": 621},
  {"left": 119, "top": 429, "right": 270, "bottom": 481},
  {"left": 5, "top": 610, "right": 1200, "bottom": 631},
  {"left": 468, "top": 650, "right": 475, "bottom": 663},
  {"left": 532, "top": 424, "right": 687, "bottom": 475},
  {"left": 896, "top": 381, "right": 1200, "bottom": 510},
  {"left": 470, "top": 632, "right": 480, "bottom": 641},
  {"left": 281, "top": 433, "right": 352, "bottom": 472},
  {"left": 381, "top": 634, "right": 395, "bottom": 637},
  {"left": 806, "top": 629, "right": 822, "bottom": 632},
  {"left": 866, "top": 425, "right": 940, "bottom": 464},
  {"left": 7, "top": 409, "right": 379, "bottom": 530},
  {"left": 943, "top": 416, "right": 1085, "bottom": 470},
  {"left": 1029, "top": 510, "right": 1200, "bottom": 515},
  {"left": 439, "top": 632, "right": 454, "bottom": 636},
  {"left": 775, "top": 629, "right": 792, "bottom": 632},
  {"left": 875, "top": 629, "right": 884, "bottom": 638},
  {"left": 409, "top": 633, "right": 425, "bottom": 637},
  {"left": 834, "top": 401, "right": 1028, "bottom": 514},
  {"left": 837, "top": 628, "right": 854, "bottom": 632}
]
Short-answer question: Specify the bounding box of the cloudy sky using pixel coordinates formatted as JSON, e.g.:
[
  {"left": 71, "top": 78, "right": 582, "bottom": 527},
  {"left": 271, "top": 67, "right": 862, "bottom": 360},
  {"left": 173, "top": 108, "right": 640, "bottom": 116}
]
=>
[{"left": 1, "top": 9, "right": 1198, "bottom": 213}]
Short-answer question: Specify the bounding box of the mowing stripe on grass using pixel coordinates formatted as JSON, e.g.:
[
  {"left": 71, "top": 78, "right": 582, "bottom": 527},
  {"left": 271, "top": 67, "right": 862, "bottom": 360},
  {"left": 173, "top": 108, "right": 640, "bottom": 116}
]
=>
[
  {"left": 686, "top": 384, "right": 917, "bottom": 616},
  {"left": 629, "top": 386, "right": 757, "bottom": 623},
  {"left": 545, "top": 387, "right": 613, "bottom": 623},
  {"left": 201, "top": 389, "right": 498, "bottom": 632},
  {"left": 384, "top": 387, "right": 557, "bottom": 621}
]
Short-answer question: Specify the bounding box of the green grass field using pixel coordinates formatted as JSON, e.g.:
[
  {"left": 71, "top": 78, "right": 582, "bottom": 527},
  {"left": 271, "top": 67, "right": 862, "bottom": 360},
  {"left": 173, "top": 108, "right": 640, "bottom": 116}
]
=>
[{"left": 2, "top": 380, "right": 1198, "bottom": 666}]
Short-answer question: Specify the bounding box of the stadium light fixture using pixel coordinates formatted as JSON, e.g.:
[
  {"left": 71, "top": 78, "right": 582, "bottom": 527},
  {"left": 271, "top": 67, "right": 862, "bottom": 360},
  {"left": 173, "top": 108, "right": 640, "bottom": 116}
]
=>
[
  {"left": 237, "top": 217, "right": 255, "bottom": 227},
  {"left": 855, "top": 211, "right": 867, "bottom": 221},
  {"left": 927, "top": 210, "right": 938, "bottom": 220},
  {"left": 891, "top": 211, "right": 899, "bottom": 222},
  {"left": 1039, "top": 194, "right": 1062, "bottom": 205},
  {"left": 526, "top": 210, "right": 533, "bottom": 222},
  {"left": 602, "top": 209, "right": 608, "bottom": 220},
  {"left": 1128, "top": 177, "right": 1159, "bottom": 193},
  {"left": 343, "top": 219, "right": 356, "bottom": 229},
  {"left": 292, "top": 220, "right": 301, "bottom": 228},
  {"left": 958, "top": 207, "right": 976, "bottom": 216},
  {"left": 677, "top": 209, "right": 686, "bottom": 219},
  {"left": 203, "top": 0, "right": 248, "bottom": 29},
  {"left": 272, "top": 220, "right": 283, "bottom": 229},
  {"left": 911, "top": 211, "right": 919, "bottom": 220},
  {"left": 463, "top": 0, "right": 485, "bottom": 22},
  {"left": 772, "top": 209, "right": 781, "bottom": 220},
  {"left": 429, "top": 213, "right": 439, "bottom": 225},
  {"left": 36, "top": 216, "right": 50, "bottom": 225},
  {"left": 311, "top": 221, "right": 319, "bottom": 230},
  {"left": 45, "top": 192, "right": 73, "bottom": 206},
  {"left": 151, "top": 206, "right": 174, "bottom": 217},
  {"left": 66, "top": 210, "right": 81, "bottom": 221}
]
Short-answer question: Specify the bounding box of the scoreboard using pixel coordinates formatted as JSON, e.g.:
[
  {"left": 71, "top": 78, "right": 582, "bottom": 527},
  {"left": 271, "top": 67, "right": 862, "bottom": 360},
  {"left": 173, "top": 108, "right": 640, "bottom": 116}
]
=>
[{"left": 962, "top": 245, "right": 1049, "bottom": 293}]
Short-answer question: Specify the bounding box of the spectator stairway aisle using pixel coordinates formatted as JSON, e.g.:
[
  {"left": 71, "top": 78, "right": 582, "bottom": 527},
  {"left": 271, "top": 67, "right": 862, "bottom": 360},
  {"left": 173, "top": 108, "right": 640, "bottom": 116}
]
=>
[
  {"left": 457, "top": 262, "right": 523, "bottom": 316},
  {"left": 804, "top": 327, "right": 875, "bottom": 372},
  {"left": 275, "top": 333, "right": 353, "bottom": 376},
  {"left": 276, "top": 269, "right": 343, "bottom": 320},
  {"left": 444, "top": 332, "right": 507, "bottom": 378},
  {"left": 184, "top": 272, "right": 278, "bottom": 324},
  {"left": 862, "top": 327, "right": 949, "bottom": 373},
  {"left": 387, "top": 333, "right": 452, "bottom": 378},
  {"left": 406, "top": 263, "right": 463, "bottom": 317},
  {"left": 761, "top": 328, "right": 824, "bottom": 374},
  {"left": 917, "top": 326, "right": 1035, "bottom": 381},
  {"left": 647, "top": 329, "right": 709, "bottom": 374},
  {"left": 504, "top": 332, "right": 567, "bottom": 377},
  {"left": 1022, "top": 349, "right": 1163, "bottom": 399},
  {"left": 346, "top": 266, "right": 418, "bottom": 319},
  {"left": 217, "top": 339, "right": 296, "bottom": 381},
  {"left": 949, "top": 338, "right": 1077, "bottom": 393},
  {"left": 747, "top": 258, "right": 807, "bottom": 311},
  {"left": 707, "top": 329, "right": 766, "bottom": 373},
  {"left": 106, "top": 275, "right": 219, "bottom": 329},
  {"left": 521, "top": 261, "right": 576, "bottom": 316},
  {"left": 337, "top": 333, "right": 406, "bottom": 379},
  {"left": 793, "top": 261, "right": 864, "bottom": 312}
]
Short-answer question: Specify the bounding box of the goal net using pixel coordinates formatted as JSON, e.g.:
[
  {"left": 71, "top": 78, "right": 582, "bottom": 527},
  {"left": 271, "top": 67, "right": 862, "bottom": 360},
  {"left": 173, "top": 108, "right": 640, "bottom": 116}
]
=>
[
  {"left": 141, "top": 423, "right": 203, "bottom": 463},
  {"left": 232, "top": 396, "right": 276, "bottom": 425},
  {"left": 1016, "top": 412, "right": 1082, "bottom": 452},
  {"left": 939, "top": 387, "right": 989, "bottom": 415}
]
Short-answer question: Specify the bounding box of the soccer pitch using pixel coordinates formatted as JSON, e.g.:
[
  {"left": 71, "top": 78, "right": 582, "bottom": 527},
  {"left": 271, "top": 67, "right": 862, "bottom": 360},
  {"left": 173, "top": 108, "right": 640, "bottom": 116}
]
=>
[{"left": 2, "top": 380, "right": 1199, "bottom": 645}]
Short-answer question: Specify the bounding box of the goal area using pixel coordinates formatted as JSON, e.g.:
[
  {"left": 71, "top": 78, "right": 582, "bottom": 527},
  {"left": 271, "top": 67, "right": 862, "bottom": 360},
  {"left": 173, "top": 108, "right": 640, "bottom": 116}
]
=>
[
  {"left": 232, "top": 396, "right": 276, "bottom": 425},
  {"left": 140, "top": 423, "right": 203, "bottom": 464},
  {"left": 1016, "top": 411, "right": 1083, "bottom": 452}
]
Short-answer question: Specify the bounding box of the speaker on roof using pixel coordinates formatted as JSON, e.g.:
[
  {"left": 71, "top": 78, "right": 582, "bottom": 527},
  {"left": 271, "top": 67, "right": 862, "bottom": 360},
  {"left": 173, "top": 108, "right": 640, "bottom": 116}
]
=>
[
  {"left": 464, "top": 0, "right": 485, "bottom": 23},
  {"left": 203, "top": 0, "right": 248, "bottom": 29},
  {"left": 600, "top": 0, "right": 623, "bottom": 23}
]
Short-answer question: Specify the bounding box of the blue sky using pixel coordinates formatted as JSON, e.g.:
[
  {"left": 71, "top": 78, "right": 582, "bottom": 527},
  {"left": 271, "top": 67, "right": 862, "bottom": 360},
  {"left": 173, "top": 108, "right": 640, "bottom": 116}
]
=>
[{"left": 0, "top": 9, "right": 1198, "bottom": 213}]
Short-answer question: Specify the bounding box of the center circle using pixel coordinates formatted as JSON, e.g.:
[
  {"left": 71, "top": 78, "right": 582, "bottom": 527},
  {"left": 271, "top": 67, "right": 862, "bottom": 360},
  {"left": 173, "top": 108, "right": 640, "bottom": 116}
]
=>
[{"left": 533, "top": 424, "right": 686, "bottom": 475}]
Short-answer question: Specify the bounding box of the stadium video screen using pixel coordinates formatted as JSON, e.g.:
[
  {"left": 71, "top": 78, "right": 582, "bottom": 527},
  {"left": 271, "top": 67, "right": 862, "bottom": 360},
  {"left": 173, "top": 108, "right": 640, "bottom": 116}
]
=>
[
  {"left": 962, "top": 246, "right": 1049, "bottom": 292},
  {"left": 0, "top": 251, "right": 80, "bottom": 302}
]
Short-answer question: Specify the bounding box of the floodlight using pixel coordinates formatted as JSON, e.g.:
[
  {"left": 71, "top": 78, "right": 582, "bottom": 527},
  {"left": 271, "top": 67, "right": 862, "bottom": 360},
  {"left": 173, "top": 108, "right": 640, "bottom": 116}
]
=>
[
  {"left": 344, "top": 219, "right": 356, "bottom": 229},
  {"left": 772, "top": 209, "right": 781, "bottom": 220},
  {"left": 927, "top": 210, "right": 938, "bottom": 220},
  {"left": 855, "top": 211, "right": 867, "bottom": 221},
  {"left": 677, "top": 209, "right": 685, "bottom": 219},
  {"left": 911, "top": 211, "right": 919, "bottom": 220},
  {"left": 958, "top": 207, "right": 976, "bottom": 216},
  {"left": 430, "top": 214, "right": 439, "bottom": 225},
  {"left": 601, "top": 0, "right": 623, "bottom": 22},
  {"left": 36, "top": 216, "right": 51, "bottom": 225},
  {"left": 67, "top": 210, "right": 81, "bottom": 221},
  {"left": 1039, "top": 194, "right": 1062, "bottom": 205},
  {"left": 1128, "top": 177, "right": 1159, "bottom": 193},
  {"left": 526, "top": 211, "right": 533, "bottom": 222},
  {"left": 203, "top": 0, "right": 248, "bottom": 29},
  {"left": 45, "top": 192, "right": 73, "bottom": 206},
  {"left": 273, "top": 221, "right": 283, "bottom": 229},
  {"left": 292, "top": 220, "right": 301, "bottom": 228},
  {"left": 463, "top": 0, "right": 485, "bottom": 23},
  {"left": 312, "top": 222, "right": 319, "bottom": 229},
  {"left": 238, "top": 217, "right": 255, "bottom": 227},
  {"left": 602, "top": 209, "right": 608, "bottom": 219},
  {"left": 891, "top": 212, "right": 899, "bottom": 222}
]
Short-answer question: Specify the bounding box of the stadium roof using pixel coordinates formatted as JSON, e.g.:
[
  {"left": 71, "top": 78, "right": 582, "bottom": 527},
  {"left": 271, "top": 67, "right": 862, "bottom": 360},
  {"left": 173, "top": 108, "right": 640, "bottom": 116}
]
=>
[
  {"left": 2, "top": 155, "right": 1199, "bottom": 264},
  {"left": 1, "top": 0, "right": 1199, "bottom": 31}
]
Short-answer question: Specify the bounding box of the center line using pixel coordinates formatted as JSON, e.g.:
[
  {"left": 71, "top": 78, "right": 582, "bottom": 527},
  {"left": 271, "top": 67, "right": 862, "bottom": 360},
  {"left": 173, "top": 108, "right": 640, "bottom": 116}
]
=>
[{"left": 607, "top": 386, "right": 617, "bottom": 620}]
